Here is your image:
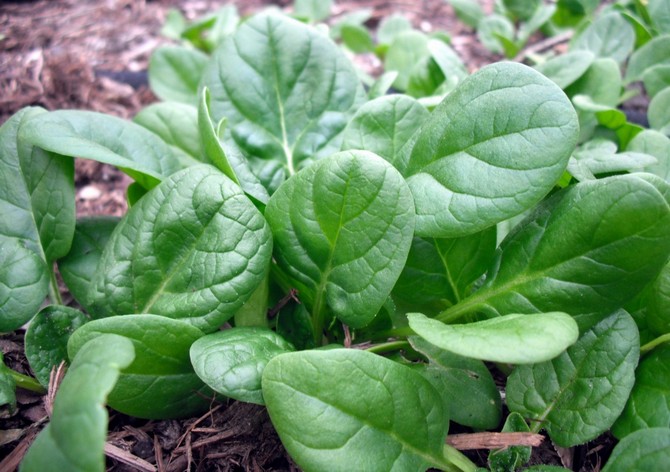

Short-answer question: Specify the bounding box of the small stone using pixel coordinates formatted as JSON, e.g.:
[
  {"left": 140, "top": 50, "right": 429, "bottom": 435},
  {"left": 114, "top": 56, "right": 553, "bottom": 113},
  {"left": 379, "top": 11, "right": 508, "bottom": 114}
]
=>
[{"left": 79, "top": 185, "right": 102, "bottom": 200}]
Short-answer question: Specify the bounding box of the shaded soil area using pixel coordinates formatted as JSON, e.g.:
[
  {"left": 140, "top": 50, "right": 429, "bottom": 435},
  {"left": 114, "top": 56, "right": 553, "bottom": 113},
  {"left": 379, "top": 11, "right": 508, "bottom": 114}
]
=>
[{"left": 0, "top": 1, "right": 614, "bottom": 471}]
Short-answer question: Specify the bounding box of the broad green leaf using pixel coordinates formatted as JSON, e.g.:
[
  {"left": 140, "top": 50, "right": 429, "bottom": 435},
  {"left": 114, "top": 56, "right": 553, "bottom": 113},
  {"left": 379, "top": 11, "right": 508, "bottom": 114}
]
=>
[
  {"left": 202, "top": 13, "right": 365, "bottom": 181},
  {"left": 341, "top": 24, "right": 374, "bottom": 53},
  {"left": 477, "top": 15, "right": 515, "bottom": 55},
  {"left": 58, "top": 216, "right": 119, "bottom": 311},
  {"left": 409, "top": 312, "right": 578, "bottom": 364},
  {"left": 602, "top": 428, "right": 670, "bottom": 471},
  {"left": 148, "top": 45, "right": 209, "bottom": 105},
  {"left": 24, "top": 306, "right": 88, "bottom": 386},
  {"left": 377, "top": 13, "right": 412, "bottom": 45},
  {"left": 410, "top": 336, "right": 501, "bottom": 429},
  {"left": 0, "top": 107, "right": 75, "bottom": 331},
  {"left": 406, "top": 54, "right": 447, "bottom": 98},
  {"left": 535, "top": 51, "right": 595, "bottom": 89},
  {"left": 649, "top": 0, "right": 670, "bottom": 33},
  {"left": 572, "top": 11, "right": 635, "bottom": 64},
  {"left": 625, "top": 34, "right": 670, "bottom": 83},
  {"left": 572, "top": 94, "right": 643, "bottom": 148},
  {"left": 613, "top": 344, "right": 670, "bottom": 437},
  {"left": 393, "top": 228, "right": 496, "bottom": 312},
  {"left": 293, "top": 0, "right": 332, "bottom": 22},
  {"left": 649, "top": 87, "right": 670, "bottom": 134},
  {"left": 567, "top": 139, "right": 657, "bottom": 181},
  {"left": 406, "top": 62, "right": 579, "bottom": 238},
  {"left": 160, "top": 8, "right": 186, "bottom": 40},
  {"left": 384, "top": 30, "right": 430, "bottom": 91},
  {"left": 642, "top": 64, "right": 670, "bottom": 98},
  {"left": 503, "top": 0, "right": 541, "bottom": 20},
  {"left": 329, "top": 8, "right": 372, "bottom": 41},
  {"left": 445, "top": 0, "right": 484, "bottom": 28},
  {"left": 0, "top": 352, "right": 16, "bottom": 410},
  {"left": 190, "top": 327, "right": 294, "bottom": 405},
  {"left": 367, "top": 71, "right": 399, "bottom": 99},
  {"left": 341, "top": 95, "right": 428, "bottom": 175},
  {"left": 517, "top": 3, "right": 556, "bottom": 44},
  {"left": 21, "top": 334, "right": 134, "bottom": 472},
  {"left": 19, "top": 110, "right": 183, "bottom": 189},
  {"left": 565, "top": 58, "right": 622, "bottom": 107},
  {"left": 441, "top": 174, "right": 670, "bottom": 330},
  {"left": 133, "top": 102, "right": 201, "bottom": 162},
  {"left": 507, "top": 310, "right": 639, "bottom": 447},
  {"left": 488, "top": 413, "right": 531, "bottom": 472},
  {"left": 181, "top": 5, "right": 239, "bottom": 52},
  {"left": 647, "top": 261, "right": 670, "bottom": 335},
  {"left": 88, "top": 165, "right": 273, "bottom": 333},
  {"left": 428, "top": 40, "right": 468, "bottom": 93},
  {"left": 628, "top": 130, "right": 670, "bottom": 181},
  {"left": 68, "top": 314, "right": 209, "bottom": 419},
  {"left": 262, "top": 349, "right": 449, "bottom": 472},
  {"left": 265, "top": 151, "right": 415, "bottom": 330}
]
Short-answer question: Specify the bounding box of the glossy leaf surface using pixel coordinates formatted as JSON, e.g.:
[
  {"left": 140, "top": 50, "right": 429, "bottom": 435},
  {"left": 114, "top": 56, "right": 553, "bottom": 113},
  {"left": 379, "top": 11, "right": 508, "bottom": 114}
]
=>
[
  {"left": 262, "top": 349, "right": 448, "bottom": 471},
  {"left": 265, "top": 150, "right": 415, "bottom": 329},
  {"left": 88, "top": 165, "right": 272, "bottom": 333},
  {"left": 507, "top": 310, "right": 639, "bottom": 447},
  {"left": 21, "top": 334, "right": 134, "bottom": 472},
  {"left": 409, "top": 312, "right": 578, "bottom": 364},
  {"left": 68, "top": 314, "right": 210, "bottom": 419},
  {"left": 406, "top": 62, "right": 578, "bottom": 238}
]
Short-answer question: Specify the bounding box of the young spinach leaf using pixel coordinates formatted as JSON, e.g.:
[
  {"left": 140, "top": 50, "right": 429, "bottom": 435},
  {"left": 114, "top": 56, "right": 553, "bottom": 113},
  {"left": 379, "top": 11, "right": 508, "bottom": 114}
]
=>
[
  {"left": 602, "top": 428, "right": 670, "bottom": 472},
  {"left": 571, "top": 11, "right": 635, "bottom": 64},
  {"left": 406, "top": 62, "right": 579, "bottom": 238},
  {"left": 262, "top": 348, "right": 450, "bottom": 472},
  {"left": 0, "top": 352, "right": 16, "bottom": 410},
  {"left": 148, "top": 45, "right": 209, "bottom": 105},
  {"left": 506, "top": 310, "right": 639, "bottom": 447},
  {"left": 88, "top": 165, "right": 272, "bottom": 333},
  {"left": 21, "top": 334, "right": 134, "bottom": 472}
]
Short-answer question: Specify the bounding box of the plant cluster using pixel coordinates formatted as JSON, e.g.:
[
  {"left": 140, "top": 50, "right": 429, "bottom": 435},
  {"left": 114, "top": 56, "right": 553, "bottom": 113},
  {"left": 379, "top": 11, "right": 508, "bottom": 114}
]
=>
[{"left": 2, "top": 0, "right": 670, "bottom": 470}]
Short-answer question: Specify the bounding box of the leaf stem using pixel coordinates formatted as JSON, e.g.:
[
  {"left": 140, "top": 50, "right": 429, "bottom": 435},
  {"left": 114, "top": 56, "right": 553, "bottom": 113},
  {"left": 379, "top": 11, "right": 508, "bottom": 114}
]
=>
[
  {"left": 365, "top": 340, "right": 410, "bottom": 354},
  {"left": 10, "top": 370, "right": 46, "bottom": 394},
  {"left": 641, "top": 333, "right": 670, "bottom": 354},
  {"left": 48, "top": 267, "right": 63, "bottom": 306},
  {"left": 376, "top": 326, "right": 415, "bottom": 339},
  {"left": 439, "top": 444, "right": 478, "bottom": 472}
]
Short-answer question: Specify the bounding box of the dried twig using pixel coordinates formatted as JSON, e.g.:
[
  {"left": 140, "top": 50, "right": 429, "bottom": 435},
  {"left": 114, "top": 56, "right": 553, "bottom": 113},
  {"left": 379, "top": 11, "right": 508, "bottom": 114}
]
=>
[
  {"left": 447, "top": 432, "right": 545, "bottom": 450},
  {"left": 104, "top": 443, "right": 157, "bottom": 472}
]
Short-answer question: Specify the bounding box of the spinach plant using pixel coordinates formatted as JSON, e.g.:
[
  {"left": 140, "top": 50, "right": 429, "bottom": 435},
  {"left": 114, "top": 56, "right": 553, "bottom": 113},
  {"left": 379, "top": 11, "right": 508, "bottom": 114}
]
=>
[{"left": 2, "top": 7, "right": 670, "bottom": 472}]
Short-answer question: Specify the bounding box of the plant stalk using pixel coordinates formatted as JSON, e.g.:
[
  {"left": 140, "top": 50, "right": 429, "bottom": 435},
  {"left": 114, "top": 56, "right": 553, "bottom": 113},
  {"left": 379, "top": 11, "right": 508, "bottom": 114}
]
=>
[
  {"left": 10, "top": 370, "right": 46, "bottom": 394},
  {"left": 365, "top": 340, "right": 410, "bottom": 354},
  {"left": 440, "top": 444, "right": 478, "bottom": 472},
  {"left": 641, "top": 333, "right": 670, "bottom": 354},
  {"left": 48, "top": 267, "right": 63, "bottom": 306}
]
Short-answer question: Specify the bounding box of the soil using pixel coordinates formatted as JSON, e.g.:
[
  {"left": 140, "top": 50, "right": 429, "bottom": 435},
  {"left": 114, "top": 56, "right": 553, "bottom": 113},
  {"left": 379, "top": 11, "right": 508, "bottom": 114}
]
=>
[{"left": 0, "top": 1, "right": 616, "bottom": 471}]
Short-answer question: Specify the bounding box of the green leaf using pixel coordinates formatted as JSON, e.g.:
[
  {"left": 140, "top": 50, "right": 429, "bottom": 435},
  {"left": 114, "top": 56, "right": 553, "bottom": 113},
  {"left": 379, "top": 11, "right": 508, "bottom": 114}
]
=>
[
  {"left": 58, "top": 216, "right": 119, "bottom": 311},
  {"left": 445, "top": 0, "right": 484, "bottom": 28},
  {"left": 181, "top": 5, "right": 239, "bottom": 52},
  {"left": 625, "top": 34, "right": 670, "bottom": 84},
  {"left": 197, "top": 88, "right": 240, "bottom": 183},
  {"left": 393, "top": 228, "right": 496, "bottom": 312},
  {"left": 202, "top": 13, "right": 365, "bottom": 180},
  {"left": 341, "top": 24, "right": 374, "bottom": 53},
  {"left": 406, "top": 62, "right": 579, "bottom": 238},
  {"left": 88, "top": 165, "right": 272, "bottom": 333},
  {"left": 410, "top": 336, "right": 501, "bottom": 429},
  {"left": 67, "top": 314, "right": 209, "bottom": 419},
  {"left": 428, "top": 40, "right": 468, "bottom": 93},
  {"left": 341, "top": 95, "right": 428, "bottom": 175},
  {"left": 649, "top": 87, "right": 670, "bottom": 134},
  {"left": 442, "top": 174, "right": 670, "bottom": 330},
  {"left": 613, "top": 344, "right": 670, "bottom": 437},
  {"left": 262, "top": 348, "right": 449, "bottom": 471},
  {"left": 477, "top": 15, "right": 515, "bottom": 55},
  {"left": 0, "top": 352, "right": 16, "bottom": 410},
  {"left": 572, "top": 11, "right": 635, "bottom": 64},
  {"left": 567, "top": 139, "right": 657, "bottom": 181},
  {"left": 367, "top": 71, "right": 399, "bottom": 99},
  {"left": 642, "top": 64, "right": 670, "bottom": 98},
  {"left": 133, "top": 102, "right": 201, "bottom": 162},
  {"left": 572, "top": 94, "right": 643, "bottom": 148},
  {"left": 190, "top": 327, "right": 294, "bottom": 405},
  {"left": 507, "top": 310, "right": 640, "bottom": 447},
  {"left": 503, "top": 0, "right": 541, "bottom": 20},
  {"left": 647, "top": 261, "right": 670, "bottom": 336},
  {"left": 148, "top": 45, "right": 209, "bottom": 105},
  {"left": 21, "top": 334, "right": 134, "bottom": 472},
  {"left": 649, "top": 0, "right": 670, "bottom": 34},
  {"left": 265, "top": 151, "right": 415, "bottom": 331},
  {"left": 384, "top": 30, "right": 430, "bottom": 91},
  {"left": 377, "top": 14, "right": 412, "bottom": 45},
  {"left": 19, "top": 110, "right": 183, "bottom": 190},
  {"left": 24, "top": 306, "right": 88, "bottom": 386},
  {"left": 293, "top": 0, "right": 332, "bottom": 22},
  {"left": 602, "top": 428, "right": 670, "bottom": 471},
  {"left": 409, "top": 312, "right": 578, "bottom": 364},
  {"left": 535, "top": 51, "right": 595, "bottom": 89},
  {"left": 628, "top": 130, "right": 670, "bottom": 181},
  {"left": 0, "top": 107, "right": 75, "bottom": 331},
  {"left": 488, "top": 413, "right": 531, "bottom": 472}
]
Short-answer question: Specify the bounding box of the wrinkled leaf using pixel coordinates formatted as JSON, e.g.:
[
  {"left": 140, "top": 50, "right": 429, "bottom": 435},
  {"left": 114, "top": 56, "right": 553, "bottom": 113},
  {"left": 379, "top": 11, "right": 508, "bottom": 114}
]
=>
[
  {"left": 88, "top": 165, "right": 272, "bottom": 333},
  {"left": 407, "top": 62, "right": 579, "bottom": 238},
  {"left": 148, "top": 45, "right": 209, "bottom": 104},
  {"left": 262, "top": 349, "right": 449, "bottom": 471},
  {"left": 68, "top": 314, "right": 209, "bottom": 419},
  {"left": 58, "top": 216, "right": 119, "bottom": 311},
  {"left": 202, "top": 13, "right": 365, "bottom": 181},
  {"left": 507, "top": 310, "right": 639, "bottom": 447},
  {"left": 602, "top": 428, "right": 670, "bottom": 471},
  {"left": 442, "top": 174, "right": 670, "bottom": 330},
  {"left": 340, "top": 94, "right": 428, "bottom": 175},
  {"left": 265, "top": 151, "right": 415, "bottom": 330},
  {"left": 410, "top": 336, "right": 501, "bottom": 429},
  {"left": 190, "top": 327, "right": 294, "bottom": 404},
  {"left": 21, "top": 334, "right": 134, "bottom": 472},
  {"left": 24, "top": 306, "right": 88, "bottom": 386},
  {"left": 613, "top": 344, "right": 670, "bottom": 437},
  {"left": 409, "top": 312, "right": 578, "bottom": 364}
]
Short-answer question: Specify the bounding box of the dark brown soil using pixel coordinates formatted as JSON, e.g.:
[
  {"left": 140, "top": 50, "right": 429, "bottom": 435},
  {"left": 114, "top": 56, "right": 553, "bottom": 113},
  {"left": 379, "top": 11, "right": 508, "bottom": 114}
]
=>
[{"left": 0, "top": 1, "right": 611, "bottom": 471}]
